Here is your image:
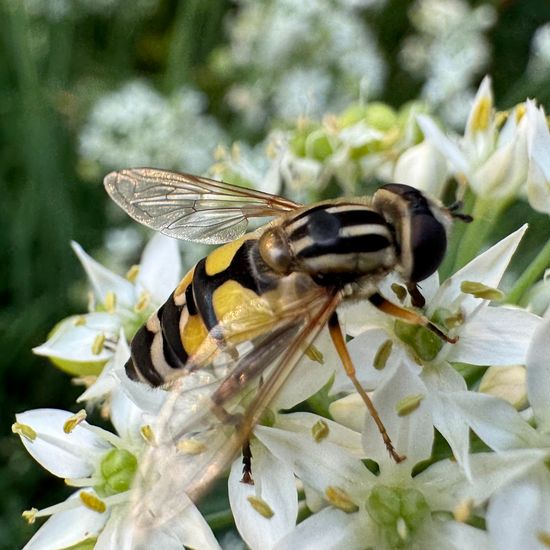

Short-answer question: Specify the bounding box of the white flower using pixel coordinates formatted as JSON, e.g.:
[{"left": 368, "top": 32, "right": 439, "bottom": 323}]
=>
[
  {"left": 393, "top": 140, "right": 449, "bottom": 198},
  {"left": 400, "top": 0, "right": 495, "bottom": 126},
  {"left": 219, "top": 0, "right": 386, "bottom": 128},
  {"left": 33, "top": 233, "right": 181, "bottom": 376},
  {"left": 13, "top": 382, "right": 220, "bottom": 550},
  {"left": 526, "top": 101, "right": 550, "bottom": 215},
  {"left": 253, "top": 421, "right": 544, "bottom": 550},
  {"left": 338, "top": 226, "right": 541, "bottom": 474},
  {"left": 418, "top": 77, "right": 531, "bottom": 202},
  {"left": 469, "top": 315, "right": 550, "bottom": 550}
]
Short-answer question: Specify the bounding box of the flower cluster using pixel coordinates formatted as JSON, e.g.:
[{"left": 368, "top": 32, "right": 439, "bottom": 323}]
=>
[
  {"left": 211, "top": 0, "right": 386, "bottom": 131},
  {"left": 79, "top": 81, "right": 227, "bottom": 179},
  {"left": 400, "top": 0, "right": 496, "bottom": 127},
  {"left": 15, "top": 78, "right": 550, "bottom": 549}
]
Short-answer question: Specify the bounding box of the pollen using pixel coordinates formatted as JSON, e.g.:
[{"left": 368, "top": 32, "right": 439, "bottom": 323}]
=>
[
  {"left": 134, "top": 291, "right": 151, "bottom": 313},
  {"left": 11, "top": 422, "right": 37, "bottom": 442},
  {"left": 73, "top": 315, "right": 87, "bottom": 326},
  {"left": 537, "top": 531, "right": 550, "bottom": 548},
  {"left": 63, "top": 409, "right": 87, "bottom": 433},
  {"left": 515, "top": 103, "right": 526, "bottom": 123},
  {"left": 305, "top": 344, "right": 324, "bottom": 364},
  {"left": 453, "top": 499, "right": 473, "bottom": 523},
  {"left": 374, "top": 339, "right": 393, "bottom": 370},
  {"left": 396, "top": 394, "right": 424, "bottom": 417},
  {"left": 140, "top": 424, "right": 156, "bottom": 445},
  {"left": 247, "top": 496, "right": 274, "bottom": 519},
  {"left": 460, "top": 281, "right": 504, "bottom": 301},
  {"left": 470, "top": 96, "right": 492, "bottom": 132},
  {"left": 91, "top": 333, "right": 106, "bottom": 355},
  {"left": 22, "top": 508, "right": 38, "bottom": 524},
  {"left": 79, "top": 491, "right": 106, "bottom": 513},
  {"left": 325, "top": 486, "right": 359, "bottom": 513},
  {"left": 125, "top": 264, "right": 140, "bottom": 283},
  {"left": 103, "top": 291, "right": 117, "bottom": 313},
  {"left": 312, "top": 419, "right": 329, "bottom": 442},
  {"left": 177, "top": 438, "right": 207, "bottom": 455}
]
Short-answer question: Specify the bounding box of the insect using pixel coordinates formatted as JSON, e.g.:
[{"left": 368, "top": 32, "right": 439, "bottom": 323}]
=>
[{"left": 104, "top": 168, "right": 470, "bottom": 532}]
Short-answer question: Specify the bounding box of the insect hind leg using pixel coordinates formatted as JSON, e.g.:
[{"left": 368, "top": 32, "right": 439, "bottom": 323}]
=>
[{"left": 328, "top": 313, "right": 405, "bottom": 463}]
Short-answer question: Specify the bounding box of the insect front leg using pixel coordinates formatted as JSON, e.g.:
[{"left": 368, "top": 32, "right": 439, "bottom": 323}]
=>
[
  {"left": 328, "top": 313, "right": 405, "bottom": 463},
  {"left": 369, "top": 292, "right": 457, "bottom": 344},
  {"left": 241, "top": 439, "right": 254, "bottom": 484}
]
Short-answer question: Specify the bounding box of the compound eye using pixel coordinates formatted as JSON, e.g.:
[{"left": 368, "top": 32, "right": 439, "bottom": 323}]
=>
[
  {"left": 409, "top": 213, "right": 447, "bottom": 282},
  {"left": 258, "top": 228, "right": 292, "bottom": 273}
]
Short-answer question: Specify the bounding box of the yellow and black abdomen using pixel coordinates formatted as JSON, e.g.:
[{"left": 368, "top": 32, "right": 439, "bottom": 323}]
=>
[{"left": 125, "top": 234, "right": 281, "bottom": 386}]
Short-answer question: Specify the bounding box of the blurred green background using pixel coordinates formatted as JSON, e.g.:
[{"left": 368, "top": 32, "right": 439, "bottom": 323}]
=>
[{"left": 1, "top": 0, "right": 549, "bottom": 547}]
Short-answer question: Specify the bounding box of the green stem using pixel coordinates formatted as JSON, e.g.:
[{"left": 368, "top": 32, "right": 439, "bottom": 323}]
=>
[
  {"left": 439, "top": 188, "right": 476, "bottom": 280},
  {"left": 506, "top": 237, "right": 550, "bottom": 305},
  {"left": 451, "top": 196, "right": 509, "bottom": 274}
]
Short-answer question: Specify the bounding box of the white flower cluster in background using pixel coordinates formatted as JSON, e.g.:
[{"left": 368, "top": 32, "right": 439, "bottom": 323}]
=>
[
  {"left": 216, "top": 0, "right": 387, "bottom": 130},
  {"left": 22, "top": 0, "right": 158, "bottom": 20},
  {"left": 400, "top": 0, "right": 496, "bottom": 127},
  {"left": 79, "top": 81, "right": 227, "bottom": 176},
  {"left": 528, "top": 23, "right": 550, "bottom": 80}
]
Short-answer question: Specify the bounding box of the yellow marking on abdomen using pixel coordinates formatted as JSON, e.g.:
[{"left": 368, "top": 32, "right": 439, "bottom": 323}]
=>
[
  {"left": 212, "top": 280, "right": 275, "bottom": 344},
  {"left": 205, "top": 237, "right": 248, "bottom": 276},
  {"left": 174, "top": 267, "right": 195, "bottom": 303},
  {"left": 181, "top": 313, "right": 209, "bottom": 356}
]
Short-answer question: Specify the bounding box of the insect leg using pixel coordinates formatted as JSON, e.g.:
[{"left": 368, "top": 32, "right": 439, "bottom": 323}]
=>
[
  {"left": 328, "top": 313, "right": 405, "bottom": 463},
  {"left": 369, "top": 293, "right": 457, "bottom": 343},
  {"left": 241, "top": 439, "right": 254, "bottom": 485}
]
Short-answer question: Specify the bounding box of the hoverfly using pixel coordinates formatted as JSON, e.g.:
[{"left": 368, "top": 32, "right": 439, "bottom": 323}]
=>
[{"left": 104, "top": 168, "right": 470, "bottom": 533}]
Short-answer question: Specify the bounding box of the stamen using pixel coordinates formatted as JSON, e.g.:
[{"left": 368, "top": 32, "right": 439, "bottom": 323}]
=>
[
  {"left": 177, "top": 438, "right": 207, "bottom": 455},
  {"left": 63, "top": 409, "right": 87, "bottom": 433},
  {"left": 247, "top": 496, "right": 274, "bottom": 519},
  {"left": 453, "top": 499, "right": 473, "bottom": 522},
  {"left": 374, "top": 339, "right": 393, "bottom": 371},
  {"left": 470, "top": 96, "right": 492, "bottom": 132},
  {"left": 91, "top": 333, "right": 106, "bottom": 355},
  {"left": 461, "top": 281, "right": 504, "bottom": 301},
  {"left": 140, "top": 425, "right": 156, "bottom": 445},
  {"left": 65, "top": 477, "right": 102, "bottom": 487},
  {"left": 22, "top": 508, "right": 38, "bottom": 524},
  {"left": 12, "top": 422, "right": 37, "bottom": 442},
  {"left": 396, "top": 394, "right": 424, "bottom": 417},
  {"left": 125, "top": 265, "right": 140, "bottom": 283},
  {"left": 304, "top": 344, "right": 324, "bottom": 364},
  {"left": 311, "top": 419, "right": 329, "bottom": 442},
  {"left": 79, "top": 491, "right": 106, "bottom": 513},
  {"left": 134, "top": 291, "right": 150, "bottom": 313},
  {"left": 325, "top": 486, "right": 359, "bottom": 513},
  {"left": 103, "top": 291, "right": 117, "bottom": 313},
  {"left": 73, "top": 315, "right": 87, "bottom": 326}
]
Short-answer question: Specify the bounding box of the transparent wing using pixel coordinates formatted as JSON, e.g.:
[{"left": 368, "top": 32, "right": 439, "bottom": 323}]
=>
[
  {"left": 104, "top": 168, "right": 302, "bottom": 244},
  {"left": 127, "top": 282, "right": 341, "bottom": 543}
]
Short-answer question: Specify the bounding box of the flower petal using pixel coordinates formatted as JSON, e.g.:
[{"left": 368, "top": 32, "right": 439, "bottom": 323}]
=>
[
  {"left": 447, "top": 307, "right": 541, "bottom": 365},
  {"left": 71, "top": 241, "right": 135, "bottom": 308},
  {"left": 255, "top": 426, "right": 373, "bottom": 501},
  {"left": 418, "top": 449, "right": 546, "bottom": 511},
  {"left": 486, "top": 466, "right": 550, "bottom": 550},
  {"left": 33, "top": 313, "right": 120, "bottom": 362},
  {"left": 429, "top": 225, "right": 527, "bottom": 318},
  {"left": 444, "top": 391, "right": 540, "bottom": 451},
  {"left": 363, "top": 362, "right": 434, "bottom": 466},
  {"left": 417, "top": 115, "right": 469, "bottom": 175},
  {"left": 526, "top": 315, "right": 550, "bottom": 433},
  {"left": 15, "top": 409, "right": 111, "bottom": 478},
  {"left": 137, "top": 234, "right": 182, "bottom": 305},
  {"left": 229, "top": 440, "right": 297, "bottom": 550},
  {"left": 276, "top": 506, "right": 367, "bottom": 550},
  {"left": 23, "top": 491, "right": 108, "bottom": 550}
]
